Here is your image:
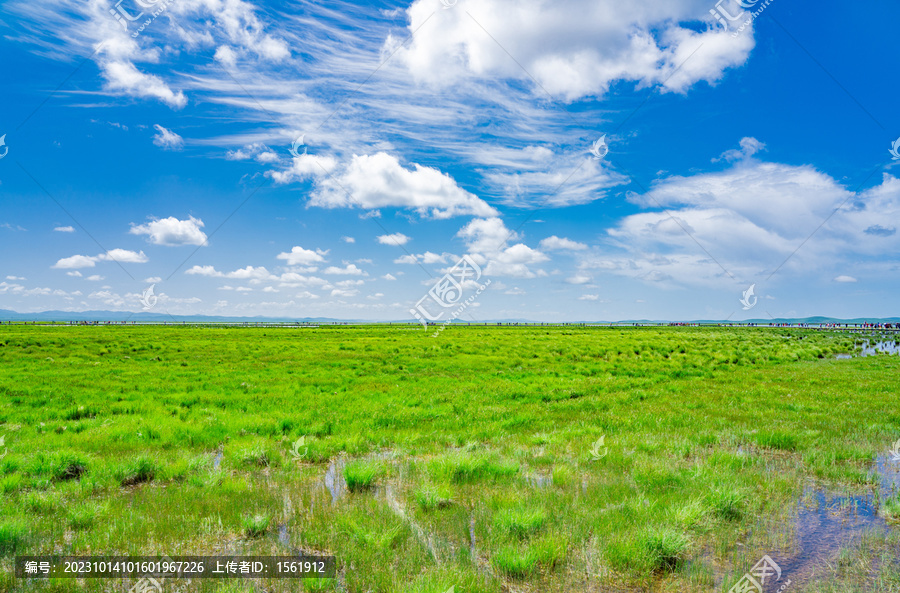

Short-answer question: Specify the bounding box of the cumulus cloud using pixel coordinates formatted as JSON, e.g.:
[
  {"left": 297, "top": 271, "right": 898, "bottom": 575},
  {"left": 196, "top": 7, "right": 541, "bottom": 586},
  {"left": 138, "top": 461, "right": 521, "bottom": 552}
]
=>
[
  {"left": 52, "top": 250, "right": 145, "bottom": 271},
  {"left": 53, "top": 255, "right": 97, "bottom": 269},
  {"left": 226, "top": 142, "right": 279, "bottom": 164},
  {"left": 394, "top": 252, "right": 449, "bottom": 265},
  {"left": 323, "top": 264, "right": 367, "bottom": 276},
  {"left": 53, "top": 226, "right": 75, "bottom": 233},
  {"left": 566, "top": 274, "right": 593, "bottom": 285},
  {"left": 98, "top": 249, "right": 148, "bottom": 263},
  {"left": 276, "top": 246, "right": 328, "bottom": 266},
  {"left": 714, "top": 137, "right": 766, "bottom": 163},
  {"left": 130, "top": 216, "right": 208, "bottom": 246},
  {"left": 152, "top": 125, "right": 185, "bottom": 150},
  {"left": 186, "top": 265, "right": 275, "bottom": 281},
  {"left": 268, "top": 153, "right": 339, "bottom": 184},
  {"left": 331, "top": 288, "right": 360, "bottom": 298},
  {"left": 457, "top": 218, "right": 548, "bottom": 278},
  {"left": 376, "top": 233, "right": 411, "bottom": 246},
  {"left": 309, "top": 153, "right": 497, "bottom": 219},
  {"left": 390, "top": 0, "right": 754, "bottom": 101},
  {"left": 577, "top": 141, "right": 900, "bottom": 289},
  {"left": 540, "top": 236, "right": 588, "bottom": 251}
]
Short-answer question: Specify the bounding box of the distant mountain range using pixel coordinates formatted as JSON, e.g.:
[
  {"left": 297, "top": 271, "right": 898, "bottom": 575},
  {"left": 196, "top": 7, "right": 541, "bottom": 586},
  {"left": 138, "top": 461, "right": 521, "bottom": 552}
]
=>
[{"left": 1, "top": 309, "right": 898, "bottom": 325}]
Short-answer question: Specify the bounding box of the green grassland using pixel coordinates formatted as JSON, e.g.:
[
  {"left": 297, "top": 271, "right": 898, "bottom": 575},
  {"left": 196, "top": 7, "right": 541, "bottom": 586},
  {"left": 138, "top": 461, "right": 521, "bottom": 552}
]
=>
[{"left": 1, "top": 325, "right": 899, "bottom": 592}]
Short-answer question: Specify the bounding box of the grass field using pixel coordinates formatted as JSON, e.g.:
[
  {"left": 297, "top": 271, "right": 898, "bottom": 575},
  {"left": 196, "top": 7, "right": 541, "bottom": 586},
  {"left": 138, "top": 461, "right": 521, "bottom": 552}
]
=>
[{"left": 1, "top": 325, "right": 899, "bottom": 592}]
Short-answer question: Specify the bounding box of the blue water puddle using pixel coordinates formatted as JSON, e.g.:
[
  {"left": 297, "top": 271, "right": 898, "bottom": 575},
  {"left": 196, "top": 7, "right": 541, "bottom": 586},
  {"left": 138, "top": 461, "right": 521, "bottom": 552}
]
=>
[
  {"left": 836, "top": 340, "right": 900, "bottom": 359},
  {"left": 764, "top": 456, "right": 900, "bottom": 588}
]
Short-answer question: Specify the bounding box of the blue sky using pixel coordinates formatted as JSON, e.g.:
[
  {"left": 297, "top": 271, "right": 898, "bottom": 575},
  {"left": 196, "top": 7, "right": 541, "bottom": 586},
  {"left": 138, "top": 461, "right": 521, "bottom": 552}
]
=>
[{"left": 0, "top": 0, "right": 898, "bottom": 321}]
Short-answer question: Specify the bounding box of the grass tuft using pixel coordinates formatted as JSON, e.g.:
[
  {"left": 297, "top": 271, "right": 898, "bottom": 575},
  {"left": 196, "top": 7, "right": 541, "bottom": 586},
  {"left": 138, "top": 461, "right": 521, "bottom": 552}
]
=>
[
  {"left": 242, "top": 513, "right": 272, "bottom": 538},
  {"left": 640, "top": 528, "right": 689, "bottom": 572},
  {"left": 344, "top": 460, "right": 383, "bottom": 492},
  {"left": 118, "top": 455, "right": 159, "bottom": 486},
  {"left": 494, "top": 507, "right": 547, "bottom": 538},
  {"left": 414, "top": 484, "right": 453, "bottom": 511},
  {"left": 0, "top": 520, "right": 28, "bottom": 556}
]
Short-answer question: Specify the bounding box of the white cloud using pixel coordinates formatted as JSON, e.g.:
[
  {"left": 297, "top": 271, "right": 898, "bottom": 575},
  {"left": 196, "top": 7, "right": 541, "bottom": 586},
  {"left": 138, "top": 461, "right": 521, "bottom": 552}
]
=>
[
  {"left": 391, "top": 0, "right": 754, "bottom": 101},
  {"left": 834, "top": 275, "right": 857, "bottom": 283},
  {"left": 578, "top": 141, "right": 900, "bottom": 289},
  {"left": 331, "top": 288, "right": 360, "bottom": 298},
  {"left": 268, "top": 153, "right": 339, "bottom": 184},
  {"left": 53, "top": 226, "right": 75, "bottom": 233},
  {"left": 457, "top": 217, "right": 548, "bottom": 278},
  {"left": 335, "top": 280, "right": 365, "bottom": 288},
  {"left": 566, "top": 274, "right": 593, "bottom": 285},
  {"left": 185, "top": 265, "right": 274, "bottom": 281},
  {"left": 323, "top": 264, "right": 367, "bottom": 276},
  {"left": 53, "top": 248, "right": 149, "bottom": 270},
  {"left": 457, "top": 217, "right": 516, "bottom": 254},
  {"left": 86, "top": 275, "right": 104, "bottom": 281},
  {"left": 421, "top": 252, "right": 448, "bottom": 264},
  {"left": 382, "top": 273, "right": 397, "bottom": 280},
  {"left": 9, "top": 0, "right": 290, "bottom": 109},
  {"left": 376, "top": 233, "right": 411, "bottom": 246},
  {"left": 342, "top": 236, "right": 356, "bottom": 243},
  {"left": 714, "top": 137, "right": 766, "bottom": 163},
  {"left": 98, "top": 249, "right": 148, "bottom": 263},
  {"left": 145, "top": 276, "right": 162, "bottom": 283},
  {"left": 540, "top": 236, "right": 588, "bottom": 251},
  {"left": 393, "top": 252, "right": 449, "bottom": 265},
  {"left": 130, "top": 216, "right": 208, "bottom": 246},
  {"left": 52, "top": 255, "right": 97, "bottom": 269},
  {"left": 152, "top": 124, "right": 185, "bottom": 150},
  {"left": 276, "top": 246, "right": 328, "bottom": 266},
  {"left": 481, "top": 145, "right": 629, "bottom": 208},
  {"left": 66, "top": 271, "right": 83, "bottom": 277},
  {"left": 310, "top": 153, "right": 497, "bottom": 219},
  {"left": 226, "top": 142, "right": 280, "bottom": 164},
  {"left": 579, "top": 294, "right": 600, "bottom": 301}
]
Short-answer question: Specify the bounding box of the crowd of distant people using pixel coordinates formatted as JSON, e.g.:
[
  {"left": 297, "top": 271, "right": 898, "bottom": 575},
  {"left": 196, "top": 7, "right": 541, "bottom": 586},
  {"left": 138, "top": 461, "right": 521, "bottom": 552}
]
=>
[{"left": 2, "top": 320, "right": 898, "bottom": 329}]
